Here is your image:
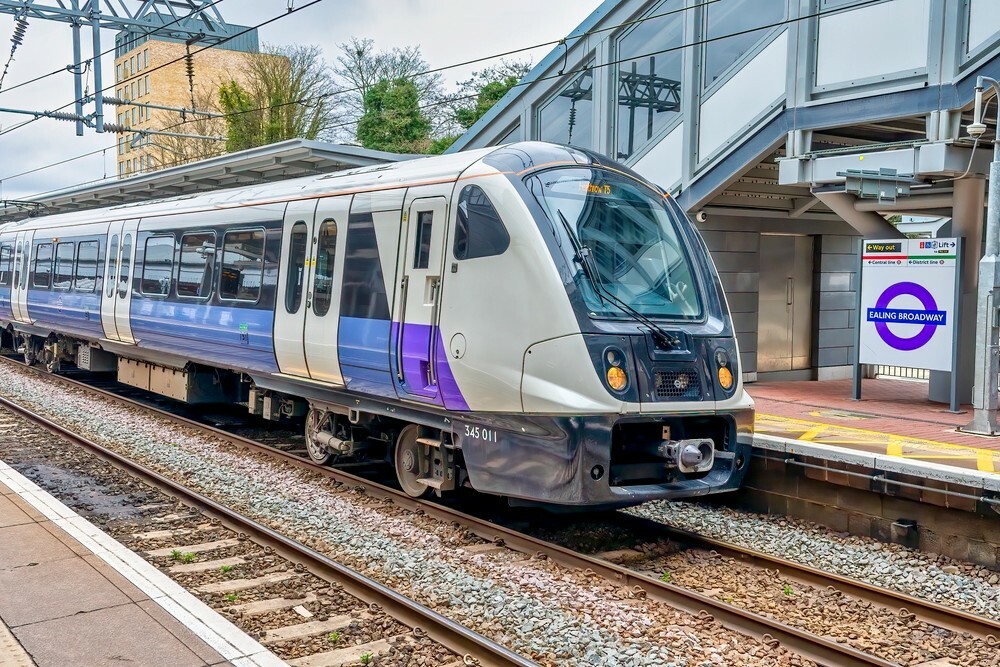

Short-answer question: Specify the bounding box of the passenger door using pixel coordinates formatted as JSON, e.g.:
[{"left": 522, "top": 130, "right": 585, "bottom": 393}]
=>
[
  {"left": 10, "top": 230, "right": 34, "bottom": 324},
  {"left": 101, "top": 219, "right": 139, "bottom": 344},
  {"left": 273, "top": 196, "right": 349, "bottom": 385},
  {"left": 393, "top": 196, "right": 448, "bottom": 404}
]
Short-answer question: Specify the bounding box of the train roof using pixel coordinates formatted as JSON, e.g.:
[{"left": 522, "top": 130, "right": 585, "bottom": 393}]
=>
[
  {"left": 0, "top": 145, "right": 501, "bottom": 232},
  {"left": 0, "top": 141, "right": 653, "bottom": 235}
]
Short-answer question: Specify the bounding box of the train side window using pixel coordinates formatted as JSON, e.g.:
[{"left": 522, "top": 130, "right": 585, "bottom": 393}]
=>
[
  {"left": 75, "top": 241, "right": 100, "bottom": 293},
  {"left": 107, "top": 235, "right": 119, "bottom": 298},
  {"left": 284, "top": 222, "right": 308, "bottom": 313},
  {"left": 454, "top": 185, "right": 510, "bottom": 260},
  {"left": 177, "top": 231, "right": 216, "bottom": 298},
  {"left": 220, "top": 228, "right": 264, "bottom": 302},
  {"left": 413, "top": 211, "right": 433, "bottom": 269},
  {"left": 0, "top": 244, "right": 11, "bottom": 287},
  {"left": 32, "top": 243, "right": 52, "bottom": 289},
  {"left": 53, "top": 242, "right": 75, "bottom": 290},
  {"left": 118, "top": 234, "right": 132, "bottom": 297},
  {"left": 311, "top": 219, "right": 337, "bottom": 317},
  {"left": 140, "top": 235, "right": 174, "bottom": 296}
]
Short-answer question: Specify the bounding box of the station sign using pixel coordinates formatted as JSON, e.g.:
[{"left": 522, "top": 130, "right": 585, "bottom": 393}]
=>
[{"left": 857, "top": 238, "right": 960, "bottom": 372}]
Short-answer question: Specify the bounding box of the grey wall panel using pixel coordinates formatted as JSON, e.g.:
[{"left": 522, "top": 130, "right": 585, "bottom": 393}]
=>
[
  {"left": 821, "top": 234, "right": 857, "bottom": 254},
  {"left": 818, "top": 309, "right": 849, "bottom": 330},
  {"left": 713, "top": 251, "right": 760, "bottom": 273},
  {"left": 726, "top": 292, "right": 760, "bottom": 314},
  {"left": 731, "top": 311, "right": 758, "bottom": 335},
  {"left": 819, "top": 271, "right": 852, "bottom": 291},
  {"left": 720, "top": 272, "right": 759, "bottom": 293},
  {"left": 818, "top": 328, "right": 855, "bottom": 349},
  {"left": 819, "top": 291, "right": 856, "bottom": 311},
  {"left": 818, "top": 346, "right": 852, "bottom": 367},
  {"left": 820, "top": 253, "right": 859, "bottom": 272}
]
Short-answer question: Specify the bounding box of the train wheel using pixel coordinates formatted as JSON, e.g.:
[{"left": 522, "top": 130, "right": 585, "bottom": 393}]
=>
[
  {"left": 304, "top": 408, "right": 333, "bottom": 465},
  {"left": 394, "top": 425, "right": 430, "bottom": 498}
]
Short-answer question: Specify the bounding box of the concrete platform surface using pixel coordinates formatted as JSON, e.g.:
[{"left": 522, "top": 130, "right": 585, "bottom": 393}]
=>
[
  {"left": 750, "top": 377, "right": 1000, "bottom": 475},
  {"left": 0, "top": 462, "right": 284, "bottom": 667}
]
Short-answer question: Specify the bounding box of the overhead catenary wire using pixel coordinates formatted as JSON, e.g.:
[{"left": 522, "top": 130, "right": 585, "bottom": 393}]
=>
[
  {"left": 157, "top": 0, "right": 884, "bottom": 140},
  {"left": 4, "top": 0, "right": 882, "bottom": 195},
  {"left": 0, "top": 0, "right": 226, "bottom": 98},
  {"left": 0, "top": 0, "right": 723, "bottom": 183},
  {"left": 0, "top": 0, "right": 328, "bottom": 139}
]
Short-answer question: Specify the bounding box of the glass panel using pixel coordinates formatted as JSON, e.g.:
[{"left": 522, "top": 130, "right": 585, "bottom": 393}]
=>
[
  {"left": 285, "top": 222, "right": 308, "bottom": 314},
  {"left": 413, "top": 211, "right": 433, "bottom": 269},
  {"left": 32, "top": 243, "right": 52, "bottom": 288},
  {"left": 119, "top": 234, "right": 132, "bottom": 297},
  {"left": 74, "top": 241, "right": 99, "bottom": 292},
  {"left": 312, "top": 220, "right": 338, "bottom": 317},
  {"left": 220, "top": 229, "right": 264, "bottom": 301},
  {"left": 107, "top": 235, "right": 119, "bottom": 297},
  {"left": 703, "top": 0, "right": 786, "bottom": 89},
  {"left": 616, "top": 3, "right": 684, "bottom": 159},
  {"left": 0, "top": 244, "right": 11, "bottom": 287},
  {"left": 491, "top": 123, "right": 520, "bottom": 146},
  {"left": 454, "top": 185, "right": 510, "bottom": 260},
  {"left": 537, "top": 62, "right": 594, "bottom": 149},
  {"left": 526, "top": 167, "right": 702, "bottom": 320},
  {"left": 140, "top": 235, "right": 173, "bottom": 296},
  {"left": 54, "top": 242, "right": 74, "bottom": 290},
  {"left": 12, "top": 242, "right": 20, "bottom": 287},
  {"left": 177, "top": 232, "right": 216, "bottom": 298}
]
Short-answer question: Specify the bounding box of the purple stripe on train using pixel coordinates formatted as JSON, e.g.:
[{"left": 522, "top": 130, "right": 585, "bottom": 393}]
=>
[{"left": 390, "top": 320, "right": 469, "bottom": 411}]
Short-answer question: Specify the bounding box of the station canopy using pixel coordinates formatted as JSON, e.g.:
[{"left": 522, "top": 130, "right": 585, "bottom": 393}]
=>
[{"left": 0, "top": 140, "right": 416, "bottom": 224}]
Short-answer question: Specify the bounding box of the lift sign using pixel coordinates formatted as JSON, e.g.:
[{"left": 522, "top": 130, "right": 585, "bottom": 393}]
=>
[{"left": 858, "top": 238, "right": 958, "bottom": 371}]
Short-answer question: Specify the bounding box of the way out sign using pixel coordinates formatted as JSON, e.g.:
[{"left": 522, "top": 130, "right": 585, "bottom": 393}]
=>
[{"left": 857, "top": 238, "right": 960, "bottom": 372}]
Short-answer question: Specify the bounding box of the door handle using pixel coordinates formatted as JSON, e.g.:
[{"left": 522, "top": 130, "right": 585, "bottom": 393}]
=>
[
  {"left": 427, "top": 277, "right": 440, "bottom": 387},
  {"left": 396, "top": 275, "right": 409, "bottom": 382},
  {"left": 786, "top": 277, "right": 793, "bottom": 306}
]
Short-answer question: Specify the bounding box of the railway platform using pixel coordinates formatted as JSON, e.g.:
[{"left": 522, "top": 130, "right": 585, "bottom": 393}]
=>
[
  {"left": 751, "top": 377, "right": 1000, "bottom": 477},
  {"left": 0, "top": 462, "right": 281, "bottom": 667}
]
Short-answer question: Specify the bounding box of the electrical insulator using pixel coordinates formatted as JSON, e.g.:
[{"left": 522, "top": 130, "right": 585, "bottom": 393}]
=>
[
  {"left": 11, "top": 18, "right": 27, "bottom": 48},
  {"left": 102, "top": 123, "right": 127, "bottom": 134},
  {"left": 47, "top": 111, "right": 84, "bottom": 122}
]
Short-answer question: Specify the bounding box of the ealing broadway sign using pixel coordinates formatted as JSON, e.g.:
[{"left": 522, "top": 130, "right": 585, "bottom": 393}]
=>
[{"left": 858, "top": 238, "right": 959, "bottom": 372}]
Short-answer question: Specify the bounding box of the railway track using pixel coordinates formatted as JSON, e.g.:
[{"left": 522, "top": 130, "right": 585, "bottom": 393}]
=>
[{"left": 2, "top": 354, "right": 996, "bottom": 666}]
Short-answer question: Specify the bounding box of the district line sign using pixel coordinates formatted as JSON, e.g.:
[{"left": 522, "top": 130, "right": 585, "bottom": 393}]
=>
[{"left": 854, "top": 238, "right": 962, "bottom": 408}]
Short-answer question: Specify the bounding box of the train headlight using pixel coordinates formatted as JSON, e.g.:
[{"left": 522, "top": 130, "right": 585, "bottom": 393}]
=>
[
  {"left": 607, "top": 366, "right": 628, "bottom": 391},
  {"left": 718, "top": 366, "right": 734, "bottom": 390},
  {"left": 715, "top": 349, "right": 734, "bottom": 391}
]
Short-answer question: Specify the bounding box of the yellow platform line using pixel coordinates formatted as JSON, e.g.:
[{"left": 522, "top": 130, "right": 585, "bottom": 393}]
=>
[{"left": 756, "top": 413, "right": 1000, "bottom": 470}]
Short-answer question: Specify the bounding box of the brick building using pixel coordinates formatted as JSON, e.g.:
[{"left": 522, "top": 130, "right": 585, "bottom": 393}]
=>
[{"left": 112, "top": 22, "right": 259, "bottom": 178}]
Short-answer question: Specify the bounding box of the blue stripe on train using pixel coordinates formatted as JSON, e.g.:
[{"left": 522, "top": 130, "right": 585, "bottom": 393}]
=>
[
  {"left": 337, "top": 315, "right": 396, "bottom": 399},
  {"left": 0, "top": 286, "right": 11, "bottom": 322},
  {"left": 26, "top": 288, "right": 105, "bottom": 339},
  {"left": 129, "top": 298, "right": 279, "bottom": 374}
]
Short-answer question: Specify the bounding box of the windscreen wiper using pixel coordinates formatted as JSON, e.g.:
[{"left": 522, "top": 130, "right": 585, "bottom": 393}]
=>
[{"left": 557, "top": 210, "right": 681, "bottom": 349}]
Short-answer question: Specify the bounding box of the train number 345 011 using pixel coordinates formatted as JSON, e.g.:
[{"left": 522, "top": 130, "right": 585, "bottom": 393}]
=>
[{"left": 463, "top": 425, "right": 498, "bottom": 443}]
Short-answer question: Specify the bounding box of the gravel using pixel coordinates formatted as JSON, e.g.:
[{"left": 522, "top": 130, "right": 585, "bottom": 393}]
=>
[
  {"left": 627, "top": 500, "right": 1000, "bottom": 622},
  {"left": 0, "top": 365, "right": 808, "bottom": 667}
]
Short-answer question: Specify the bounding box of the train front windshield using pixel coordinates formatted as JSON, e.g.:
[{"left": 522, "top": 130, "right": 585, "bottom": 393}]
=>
[{"left": 527, "top": 167, "right": 702, "bottom": 320}]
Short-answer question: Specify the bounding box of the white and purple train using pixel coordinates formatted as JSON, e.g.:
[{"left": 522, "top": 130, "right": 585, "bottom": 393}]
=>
[{"left": 0, "top": 141, "right": 753, "bottom": 507}]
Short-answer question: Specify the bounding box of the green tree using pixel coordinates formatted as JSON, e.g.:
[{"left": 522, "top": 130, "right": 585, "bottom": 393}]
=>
[
  {"left": 218, "top": 44, "right": 336, "bottom": 152},
  {"left": 452, "top": 61, "right": 531, "bottom": 130},
  {"left": 333, "top": 37, "right": 449, "bottom": 142},
  {"left": 356, "top": 78, "right": 430, "bottom": 153}
]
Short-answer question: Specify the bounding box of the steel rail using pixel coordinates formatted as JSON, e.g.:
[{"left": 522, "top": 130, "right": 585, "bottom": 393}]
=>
[
  {"left": 616, "top": 513, "right": 1000, "bottom": 641},
  {"left": 0, "top": 390, "right": 534, "bottom": 667},
  {"left": 0, "top": 355, "right": 961, "bottom": 666}
]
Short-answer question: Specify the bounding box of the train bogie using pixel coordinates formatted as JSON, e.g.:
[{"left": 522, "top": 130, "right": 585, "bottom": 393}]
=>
[{"left": 0, "top": 142, "right": 754, "bottom": 508}]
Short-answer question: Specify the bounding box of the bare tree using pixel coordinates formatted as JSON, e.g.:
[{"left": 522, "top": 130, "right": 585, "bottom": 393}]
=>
[
  {"left": 218, "top": 43, "right": 338, "bottom": 152},
  {"left": 147, "top": 89, "right": 226, "bottom": 169}
]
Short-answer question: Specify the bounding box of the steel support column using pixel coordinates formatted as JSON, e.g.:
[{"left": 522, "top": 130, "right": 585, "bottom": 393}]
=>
[
  {"left": 71, "top": 18, "right": 84, "bottom": 136},
  {"left": 90, "top": 2, "right": 104, "bottom": 133},
  {"left": 929, "top": 177, "right": 984, "bottom": 405}
]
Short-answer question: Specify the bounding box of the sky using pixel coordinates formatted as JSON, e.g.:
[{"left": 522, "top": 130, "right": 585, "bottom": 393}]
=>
[{"left": 0, "top": 0, "right": 602, "bottom": 200}]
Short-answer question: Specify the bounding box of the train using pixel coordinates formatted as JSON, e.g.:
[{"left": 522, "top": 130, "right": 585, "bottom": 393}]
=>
[{"left": 0, "top": 141, "right": 754, "bottom": 507}]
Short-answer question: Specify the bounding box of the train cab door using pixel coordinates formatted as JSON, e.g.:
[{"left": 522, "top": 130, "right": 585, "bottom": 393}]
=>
[
  {"left": 100, "top": 219, "right": 139, "bottom": 344},
  {"left": 274, "top": 197, "right": 348, "bottom": 386},
  {"left": 393, "top": 196, "right": 448, "bottom": 404},
  {"left": 10, "top": 230, "right": 34, "bottom": 324}
]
